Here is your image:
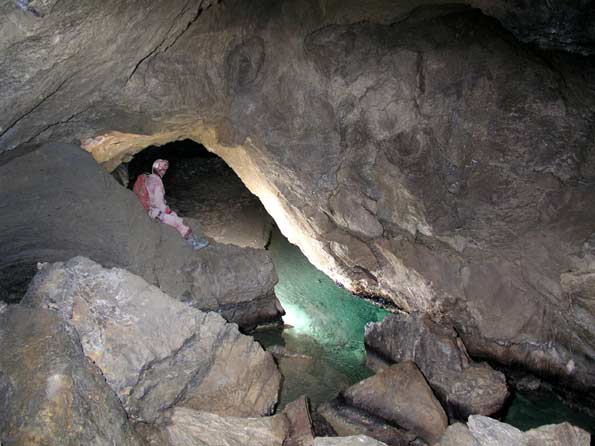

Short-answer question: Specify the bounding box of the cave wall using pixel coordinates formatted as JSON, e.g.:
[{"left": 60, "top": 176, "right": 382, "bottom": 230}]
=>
[{"left": 1, "top": 0, "right": 595, "bottom": 392}]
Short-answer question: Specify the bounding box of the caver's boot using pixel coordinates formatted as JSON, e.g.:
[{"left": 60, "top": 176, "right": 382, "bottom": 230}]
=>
[{"left": 186, "top": 232, "right": 209, "bottom": 250}]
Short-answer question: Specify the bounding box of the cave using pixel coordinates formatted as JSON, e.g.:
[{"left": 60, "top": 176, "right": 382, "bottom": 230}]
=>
[{"left": 1, "top": 0, "right": 595, "bottom": 445}]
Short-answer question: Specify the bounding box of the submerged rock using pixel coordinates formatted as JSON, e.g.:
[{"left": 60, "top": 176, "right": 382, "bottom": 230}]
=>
[
  {"left": 0, "top": 305, "right": 142, "bottom": 446},
  {"left": 343, "top": 361, "right": 447, "bottom": 444},
  {"left": 365, "top": 313, "right": 509, "bottom": 419},
  {"left": 139, "top": 407, "right": 288, "bottom": 446},
  {"left": 23, "top": 256, "right": 281, "bottom": 422},
  {"left": 0, "top": 142, "right": 283, "bottom": 329}
]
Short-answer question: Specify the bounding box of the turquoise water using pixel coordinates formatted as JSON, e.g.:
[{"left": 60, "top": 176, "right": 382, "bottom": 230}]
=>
[
  {"left": 260, "top": 229, "right": 595, "bottom": 436},
  {"left": 255, "top": 228, "right": 389, "bottom": 408}
]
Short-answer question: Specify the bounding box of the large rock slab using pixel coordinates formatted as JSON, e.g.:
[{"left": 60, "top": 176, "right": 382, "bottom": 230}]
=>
[
  {"left": 0, "top": 142, "right": 283, "bottom": 329},
  {"left": 138, "top": 407, "right": 288, "bottom": 446},
  {"left": 0, "top": 305, "right": 142, "bottom": 446},
  {"left": 365, "top": 313, "right": 508, "bottom": 418},
  {"left": 343, "top": 361, "right": 447, "bottom": 444},
  {"left": 23, "top": 256, "right": 281, "bottom": 422},
  {"left": 317, "top": 399, "right": 415, "bottom": 446},
  {"left": 283, "top": 395, "right": 315, "bottom": 446}
]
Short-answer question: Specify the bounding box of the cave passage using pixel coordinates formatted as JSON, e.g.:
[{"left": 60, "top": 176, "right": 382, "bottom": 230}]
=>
[
  {"left": 126, "top": 139, "right": 273, "bottom": 249},
  {"left": 126, "top": 140, "right": 595, "bottom": 433}
]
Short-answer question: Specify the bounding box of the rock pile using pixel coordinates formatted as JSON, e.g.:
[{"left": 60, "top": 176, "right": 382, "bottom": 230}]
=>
[
  {"left": 315, "top": 312, "right": 515, "bottom": 445},
  {"left": 365, "top": 313, "right": 509, "bottom": 419},
  {"left": 318, "top": 361, "right": 447, "bottom": 445}
]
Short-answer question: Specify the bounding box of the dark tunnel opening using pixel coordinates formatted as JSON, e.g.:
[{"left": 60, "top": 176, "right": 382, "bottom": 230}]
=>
[{"left": 124, "top": 139, "right": 274, "bottom": 250}]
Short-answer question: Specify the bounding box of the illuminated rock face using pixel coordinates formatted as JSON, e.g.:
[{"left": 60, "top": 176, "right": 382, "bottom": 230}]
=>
[
  {"left": 1, "top": 0, "right": 594, "bottom": 397},
  {"left": 23, "top": 256, "right": 281, "bottom": 422}
]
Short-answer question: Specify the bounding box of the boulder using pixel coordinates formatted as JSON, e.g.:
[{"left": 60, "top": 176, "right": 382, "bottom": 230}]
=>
[
  {"left": 23, "top": 256, "right": 281, "bottom": 422},
  {"left": 0, "top": 305, "right": 142, "bottom": 446},
  {"left": 176, "top": 232, "right": 284, "bottom": 330},
  {"left": 433, "top": 423, "right": 479, "bottom": 446},
  {"left": 283, "top": 395, "right": 315, "bottom": 446},
  {"left": 0, "top": 142, "right": 283, "bottom": 329},
  {"left": 317, "top": 399, "right": 416, "bottom": 446},
  {"left": 524, "top": 422, "right": 591, "bottom": 446},
  {"left": 343, "top": 361, "right": 447, "bottom": 444},
  {"left": 365, "top": 313, "right": 508, "bottom": 418},
  {"left": 138, "top": 407, "right": 288, "bottom": 446},
  {"left": 313, "top": 436, "right": 389, "bottom": 446},
  {"left": 457, "top": 415, "right": 592, "bottom": 446}
]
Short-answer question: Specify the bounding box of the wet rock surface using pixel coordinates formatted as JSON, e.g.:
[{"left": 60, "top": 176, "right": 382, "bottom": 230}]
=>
[
  {"left": 365, "top": 313, "right": 509, "bottom": 419},
  {"left": 0, "top": 142, "right": 283, "bottom": 329},
  {"left": 0, "top": 305, "right": 142, "bottom": 446},
  {"left": 23, "top": 256, "right": 281, "bottom": 422},
  {"left": 1, "top": 0, "right": 594, "bottom": 404},
  {"left": 343, "top": 361, "right": 447, "bottom": 444}
]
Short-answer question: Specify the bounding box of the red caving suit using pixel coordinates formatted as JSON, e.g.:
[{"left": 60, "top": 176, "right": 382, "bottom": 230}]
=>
[{"left": 145, "top": 173, "right": 191, "bottom": 238}]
